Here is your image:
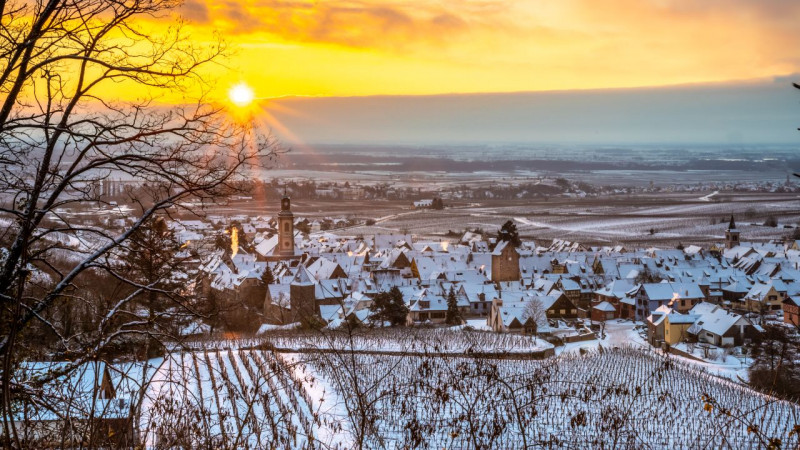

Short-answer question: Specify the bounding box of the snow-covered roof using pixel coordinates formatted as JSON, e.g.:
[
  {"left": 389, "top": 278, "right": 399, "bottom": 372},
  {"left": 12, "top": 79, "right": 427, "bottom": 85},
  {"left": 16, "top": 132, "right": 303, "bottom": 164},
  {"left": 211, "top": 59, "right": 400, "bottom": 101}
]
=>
[
  {"left": 593, "top": 301, "right": 616, "bottom": 312},
  {"left": 688, "top": 302, "right": 749, "bottom": 337}
]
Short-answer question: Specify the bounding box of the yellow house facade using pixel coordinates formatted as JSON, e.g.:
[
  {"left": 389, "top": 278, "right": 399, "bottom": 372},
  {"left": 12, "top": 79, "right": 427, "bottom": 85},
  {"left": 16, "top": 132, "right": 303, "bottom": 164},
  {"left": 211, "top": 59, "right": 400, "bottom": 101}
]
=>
[{"left": 663, "top": 314, "right": 698, "bottom": 345}]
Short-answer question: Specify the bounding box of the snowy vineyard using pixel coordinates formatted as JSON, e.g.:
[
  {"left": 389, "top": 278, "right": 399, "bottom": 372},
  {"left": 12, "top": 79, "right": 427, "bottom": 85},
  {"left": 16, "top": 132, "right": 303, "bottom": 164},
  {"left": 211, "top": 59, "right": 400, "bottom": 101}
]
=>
[
  {"left": 300, "top": 347, "right": 800, "bottom": 448},
  {"left": 261, "top": 328, "right": 553, "bottom": 355},
  {"left": 137, "top": 345, "right": 799, "bottom": 449},
  {"left": 175, "top": 329, "right": 554, "bottom": 356},
  {"left": 139, "top": 349, "right": 324, "bottom": 448}
]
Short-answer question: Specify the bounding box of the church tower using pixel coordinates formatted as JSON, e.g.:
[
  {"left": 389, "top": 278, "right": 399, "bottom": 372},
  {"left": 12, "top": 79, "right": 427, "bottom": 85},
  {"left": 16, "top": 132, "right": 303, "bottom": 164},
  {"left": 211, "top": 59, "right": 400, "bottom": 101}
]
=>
[
  {"left": 725, "top": 215, "right": 740, "bottom": 250},
  {"left": 278, "top": 195, "right": 295, "bottom": 257}
]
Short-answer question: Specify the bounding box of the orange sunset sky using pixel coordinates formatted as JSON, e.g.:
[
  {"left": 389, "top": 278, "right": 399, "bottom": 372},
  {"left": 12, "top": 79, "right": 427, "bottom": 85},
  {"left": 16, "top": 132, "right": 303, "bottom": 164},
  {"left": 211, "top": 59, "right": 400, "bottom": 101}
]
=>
[{"left": 154, "top": 0, "right": 800, "bottom": 101}]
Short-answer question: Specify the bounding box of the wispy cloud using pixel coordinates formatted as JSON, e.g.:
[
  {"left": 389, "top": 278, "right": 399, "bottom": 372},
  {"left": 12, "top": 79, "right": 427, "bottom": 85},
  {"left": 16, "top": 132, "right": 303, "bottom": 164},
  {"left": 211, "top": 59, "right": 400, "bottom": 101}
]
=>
[{"left": 162, "top": 0, "right": 800, "bottom": 97}]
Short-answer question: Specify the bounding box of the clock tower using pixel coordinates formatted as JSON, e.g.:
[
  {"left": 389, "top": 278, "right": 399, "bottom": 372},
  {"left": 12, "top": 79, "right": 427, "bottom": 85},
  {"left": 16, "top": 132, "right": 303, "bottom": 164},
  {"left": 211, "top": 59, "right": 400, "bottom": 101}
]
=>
[{"left": 278, "top": 195, "right": 295, "bottom": 257}]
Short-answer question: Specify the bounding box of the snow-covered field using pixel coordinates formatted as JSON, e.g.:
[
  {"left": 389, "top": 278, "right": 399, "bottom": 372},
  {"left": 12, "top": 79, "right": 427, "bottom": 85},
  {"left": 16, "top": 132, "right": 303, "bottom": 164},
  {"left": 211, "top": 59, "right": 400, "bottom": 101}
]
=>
[
  {"left": 300, "top": 348, "right": 800, "bottom": 448},
  {"left": 137, "top": 332, "right": 798, "bottom": 449},
  {"left": 332, "top": 192, "right": 800, "bottom": 245},
  {"left": 139, "top": 349, "right": 323, "bottom": 449},
  {"left": 263, "top": 328, "right": 553, "bottom": 355}
]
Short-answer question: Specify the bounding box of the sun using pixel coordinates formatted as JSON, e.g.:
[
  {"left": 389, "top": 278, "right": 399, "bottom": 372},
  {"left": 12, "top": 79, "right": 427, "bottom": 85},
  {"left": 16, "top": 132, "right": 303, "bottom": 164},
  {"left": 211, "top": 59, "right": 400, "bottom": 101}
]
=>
[{"left": 229, "top": 82, "right": 255, "bottom": 107}]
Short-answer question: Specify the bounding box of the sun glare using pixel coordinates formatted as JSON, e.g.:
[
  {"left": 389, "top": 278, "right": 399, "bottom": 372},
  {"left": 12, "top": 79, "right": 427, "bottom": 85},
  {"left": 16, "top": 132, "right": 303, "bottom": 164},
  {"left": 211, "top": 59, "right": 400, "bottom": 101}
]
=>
[{"left": 229, "top": 82, "right": 255, "bottom": 107}]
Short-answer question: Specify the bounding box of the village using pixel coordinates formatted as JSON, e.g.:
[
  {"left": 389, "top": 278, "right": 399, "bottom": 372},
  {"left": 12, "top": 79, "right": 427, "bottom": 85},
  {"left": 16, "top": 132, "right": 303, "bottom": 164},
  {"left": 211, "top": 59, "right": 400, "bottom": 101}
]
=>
[
  {"left": 186, "top": 194, "right": 799, "bottom": 366},
  {"left": 14, "top": 191, "right": 800, "bottom": 447},
  {"left": 13, "top": 177, "right": 799, "bottom": 446}
]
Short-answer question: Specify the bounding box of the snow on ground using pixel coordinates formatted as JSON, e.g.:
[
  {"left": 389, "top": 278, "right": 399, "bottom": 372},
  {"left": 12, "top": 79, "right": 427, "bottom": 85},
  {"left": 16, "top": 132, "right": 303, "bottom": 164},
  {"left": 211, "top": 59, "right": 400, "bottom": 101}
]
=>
[
  {"left": 597, "top": 320, "right": 752, "bottom": 384},
  {"left": 132, "top": 323, "right": 782, "bottom": 448},
  {"left": 514, "top": 216, "right": 686, "bottom": 237},
  {"left": 139, "top": 349, "right": 319, "bottom": 448},
  {"left": 669, "top": 343, "right": 751, "bottom": 383},
  {"left": 698, "top": 191, "right": 719, "bottom": 201},
  {"left": 283, "top": 353, "right": 354, "bottom": 448},
  {"left": 295, "top": 345, "right": 800, "bottom": 448},
  {"left": 256, "top": 322, "right": 300, "bottom": 334},
  {"left": 553, "top": 319, "right": 752, "bottom": 384},
  {"left": 457, "top": 318, "right": 492, "bottom": 331},
  {"left": 265, "top": 329, "right": 553, "bottom": 354},
  {"left": 555, "top": 319, "right": 645, "bottom": 356}
]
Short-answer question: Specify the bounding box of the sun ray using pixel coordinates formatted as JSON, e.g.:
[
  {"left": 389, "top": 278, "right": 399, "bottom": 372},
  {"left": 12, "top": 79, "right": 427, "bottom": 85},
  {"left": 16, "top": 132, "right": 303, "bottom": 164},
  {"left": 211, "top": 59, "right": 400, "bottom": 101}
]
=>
[{"left": 229, "top": 82, "right": 255, "bottom": 107}]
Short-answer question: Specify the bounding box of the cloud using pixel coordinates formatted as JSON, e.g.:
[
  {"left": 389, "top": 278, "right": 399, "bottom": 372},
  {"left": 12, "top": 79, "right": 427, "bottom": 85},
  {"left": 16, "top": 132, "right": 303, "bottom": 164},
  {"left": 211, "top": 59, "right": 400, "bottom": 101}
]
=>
[
  {"left": 179, "top": 0, "right": 211, "bottom": 23},
  {"left": 192, "top": 0, "right": 799, "bottom": 65},
  {"left": 189, "top": 0, "right": 489, "bottom": 50},
  {"left": 166, "top": 0, "right": 800, "bottom": 97}
]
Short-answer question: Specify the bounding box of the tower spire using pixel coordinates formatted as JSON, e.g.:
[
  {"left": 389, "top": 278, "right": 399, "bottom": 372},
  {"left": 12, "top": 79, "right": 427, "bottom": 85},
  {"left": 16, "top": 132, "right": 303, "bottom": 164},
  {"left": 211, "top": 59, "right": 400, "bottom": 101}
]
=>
[{"left": 725, "top": 215, "right": 740, "bottom": 250}]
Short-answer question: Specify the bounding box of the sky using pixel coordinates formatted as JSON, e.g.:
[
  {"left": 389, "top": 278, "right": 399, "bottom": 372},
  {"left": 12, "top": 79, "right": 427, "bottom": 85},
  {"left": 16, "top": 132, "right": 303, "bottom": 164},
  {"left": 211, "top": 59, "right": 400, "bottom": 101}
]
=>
[
  {"left": 263, "top": 78, "right": 800, "bottom": 145},
  {"left": 172, "top": 0, "right": 800, "bottom": 98},
  {"left": 127, "top": 1, "right": 800, "bottom": 144}
]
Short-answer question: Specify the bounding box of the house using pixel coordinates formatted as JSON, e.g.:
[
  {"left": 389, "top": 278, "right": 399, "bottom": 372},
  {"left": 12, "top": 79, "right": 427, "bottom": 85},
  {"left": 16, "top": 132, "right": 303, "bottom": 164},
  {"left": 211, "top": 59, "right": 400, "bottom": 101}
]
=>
[
  {"left": 645, "top": 305, "right": 699, "bottom": 347},
  {"left": 289, "top": 264, "right": 318, "bottom": 322},
  {"left": 11, "top": 360, "right": 157, "bottom": 448},
  {"left": 557, "top": 278, "right": 582, "bottom": 308},
  {"left": 721, "top": 279, "right": 752, "bottom": 304},
  {"left": 646, "top": 306, "right": 670, "bottom": 346},
  {"left": 687, "top": 303, "right": 760, "bottom": 347},
  {"left": 491, "top": 241, "right": 520, "bottom": 282},
  {"left": 506, "top": 290, "right": 578, "bottom": 320},
  {"left": 593, "top": 279, "right": 636, "bottom": 319},
  {"left": 663, "top": 313, "right": 700, "bottom": 345},
  {"left": 488, "top": 298, "right": 550, "bottom": 335},
  {"left": 631, "top": 282, "right": 704, "bottom": 320},
  {"left": 591, "top": 301, "right": 616, "bottom": 322},
  {"left": 782, "top": 297, "right": 800, "bottom": 326},
  {"left": 743, "top": 281, "right": 787, "bottom": 314},
  {"left": 458, "top": 283, "right": 498, "bottom": 318},
  {"left": 407, "top": 290, "right": 449, "bottom": 324},
  {"left": 305, "top": 256, "right": 348, "bottom": 280},
  {"left": 200, "top": 250, "right": 268, "bottom": 311},
  {"left": 543, "top": 291, "right": 579, "bottom": 319}
]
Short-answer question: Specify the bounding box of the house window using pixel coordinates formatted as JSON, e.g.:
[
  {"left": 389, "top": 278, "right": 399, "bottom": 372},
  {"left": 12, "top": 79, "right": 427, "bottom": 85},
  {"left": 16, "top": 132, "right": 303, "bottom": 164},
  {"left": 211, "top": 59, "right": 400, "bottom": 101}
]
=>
[{"left": 283, "top": 222, "right": 290, "bottom": 232}]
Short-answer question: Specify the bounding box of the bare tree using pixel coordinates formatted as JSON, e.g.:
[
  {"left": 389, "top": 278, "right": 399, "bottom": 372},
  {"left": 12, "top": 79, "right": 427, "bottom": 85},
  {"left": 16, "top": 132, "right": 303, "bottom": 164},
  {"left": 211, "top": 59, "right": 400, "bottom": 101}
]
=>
[
  {"left": 523, "top": 297, "right": 546, "bottom": 336},
  {"left": 0, "top": 0, "right": 280, "bottom": 446}
]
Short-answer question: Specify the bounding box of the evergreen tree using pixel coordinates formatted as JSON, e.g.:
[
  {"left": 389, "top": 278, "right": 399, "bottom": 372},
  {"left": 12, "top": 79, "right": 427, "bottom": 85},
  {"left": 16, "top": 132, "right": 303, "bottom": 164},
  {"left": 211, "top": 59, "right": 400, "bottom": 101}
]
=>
[
  {"left": 120, "top": 216, "right": 186, "bottom": 356},
  {"left": 749, "top": 325, "right": 800, "bottom": 398},
  {"left": 446, "top": 287, "right": 461, "bottom": 325},
  {"left": 370, "top": 286, "right": 408, "bottom": 326},
  {"left": 261, "top": 265, "right": 275, "bottom": 285},
  {"left": 497, "top": 220, "right": 522, "bottom": 248}
]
